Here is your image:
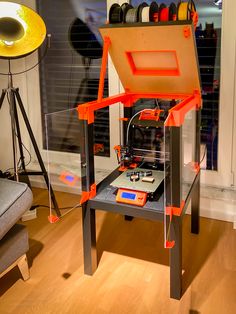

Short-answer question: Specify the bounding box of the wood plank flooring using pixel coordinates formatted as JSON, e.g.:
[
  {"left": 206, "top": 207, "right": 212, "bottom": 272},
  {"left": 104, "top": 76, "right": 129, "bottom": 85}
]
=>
[{"left": 0, "top": 188, "right": 235, "bottom": 314}]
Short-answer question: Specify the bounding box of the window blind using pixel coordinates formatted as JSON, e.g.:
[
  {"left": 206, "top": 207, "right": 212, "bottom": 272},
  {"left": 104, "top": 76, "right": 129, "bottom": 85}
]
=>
[{"left": 37, "top": 0, "right": 110, "bottom": 157}]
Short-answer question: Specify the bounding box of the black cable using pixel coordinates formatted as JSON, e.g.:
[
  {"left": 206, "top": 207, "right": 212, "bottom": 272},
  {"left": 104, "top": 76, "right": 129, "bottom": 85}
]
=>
[
  {"left": 155, "top": 99, "right": 160, "bottom": 110},
  {"left": 3, "top": 166, "right": 15, "bottom": 174},
  {"left": 4, "top": 138, "right": 32, "bottom": 173},
  {"left": 0, "top": 34, "right": 51, "bottom": 76},
  {"left": 21, "top": 141, "right": 32, "bottom": 167},
  {"left": 31, "top": 204, "right": 81, "bottom": 210},
  {"left": 16, "top": 139, "right": 32, "bottom": 170}
]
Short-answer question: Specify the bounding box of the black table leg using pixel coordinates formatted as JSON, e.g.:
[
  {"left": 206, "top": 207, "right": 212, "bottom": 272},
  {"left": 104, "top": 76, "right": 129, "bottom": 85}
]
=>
[
  {"left": 191, "top": 174, "right": 200, "bottom": 234},
  {"left": 170, "top": 216, "right": 182, "bottom": 300},
  {"left": 82, "top": 203, "right": 97, "bottom": 275}
]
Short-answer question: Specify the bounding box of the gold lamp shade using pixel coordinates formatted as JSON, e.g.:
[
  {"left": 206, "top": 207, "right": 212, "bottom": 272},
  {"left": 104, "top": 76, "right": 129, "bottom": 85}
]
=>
[{"left": 0, "top": 1, "right": 46, "bottom": 58}]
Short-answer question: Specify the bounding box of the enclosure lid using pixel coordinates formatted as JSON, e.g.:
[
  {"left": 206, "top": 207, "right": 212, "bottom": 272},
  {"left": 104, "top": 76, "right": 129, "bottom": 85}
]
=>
[{"left": 99, "top": 22, "right": 201, "bottom": 95}]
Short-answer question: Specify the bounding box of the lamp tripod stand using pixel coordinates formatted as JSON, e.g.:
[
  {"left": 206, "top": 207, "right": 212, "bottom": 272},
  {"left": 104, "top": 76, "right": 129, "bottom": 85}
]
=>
[{"left": 0, "top": 60, "right": 61, "bottom": 218}]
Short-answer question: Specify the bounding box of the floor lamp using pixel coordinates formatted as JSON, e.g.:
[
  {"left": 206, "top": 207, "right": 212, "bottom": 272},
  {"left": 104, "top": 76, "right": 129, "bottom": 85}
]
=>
[{"left": 0, "top": 1, "right": 61, "bottom": 218}]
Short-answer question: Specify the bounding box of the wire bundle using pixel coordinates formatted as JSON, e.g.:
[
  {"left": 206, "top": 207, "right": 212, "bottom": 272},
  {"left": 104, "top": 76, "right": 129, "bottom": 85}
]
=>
[{"left": 109, "top": 1, "right": 196, "bottom": 24}]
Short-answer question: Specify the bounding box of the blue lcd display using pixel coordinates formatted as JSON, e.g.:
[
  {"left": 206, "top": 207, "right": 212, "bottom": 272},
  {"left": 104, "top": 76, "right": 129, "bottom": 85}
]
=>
[{"left": 121, "top": 192, "right": 136, "bottom": 200}]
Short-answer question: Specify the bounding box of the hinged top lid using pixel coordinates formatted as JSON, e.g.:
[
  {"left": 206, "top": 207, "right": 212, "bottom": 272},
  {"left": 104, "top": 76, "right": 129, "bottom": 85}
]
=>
[{"left": 99, "top": 22, "right": 201, "bottom": 95}]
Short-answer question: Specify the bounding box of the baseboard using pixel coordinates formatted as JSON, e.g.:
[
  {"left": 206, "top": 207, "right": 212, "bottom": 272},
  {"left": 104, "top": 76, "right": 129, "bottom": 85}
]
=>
[{"left": 199, "top": 197, "right": 235, "bottom": 223}]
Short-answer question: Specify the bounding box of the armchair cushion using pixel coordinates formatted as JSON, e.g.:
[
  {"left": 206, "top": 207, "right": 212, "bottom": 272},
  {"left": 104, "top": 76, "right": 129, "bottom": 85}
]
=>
[{"left": 0, "top": 178, "right": 33, "bottom": 240}]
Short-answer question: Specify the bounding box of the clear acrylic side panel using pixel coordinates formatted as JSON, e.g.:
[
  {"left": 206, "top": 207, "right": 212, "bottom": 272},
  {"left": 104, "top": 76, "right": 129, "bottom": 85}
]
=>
[
  {"left": 131, "top": 99, "right": 171, "bottom": 248},
  {"left": 45, "top": 108, "right": 83, "bottom": 218},
  {"left": 164, "top": 125, "right": 171, "bottom": 248},
  {"left": 92, "top": 107, "right": 115, "bottom": 183},
  {"left": 182, "top": 109, "right": 197, "bottom": 201},
  {"left": 45, "top": 107, "right": 114, "bottom": 219}
]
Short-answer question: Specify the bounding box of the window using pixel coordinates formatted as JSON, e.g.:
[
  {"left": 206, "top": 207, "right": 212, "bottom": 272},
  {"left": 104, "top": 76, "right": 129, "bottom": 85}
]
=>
[
  {"left": 37, "top": 0, "right": 110, "bottom": 157},
  {"left": 196, "top": 1, "right": 222, "bottom": 170}
]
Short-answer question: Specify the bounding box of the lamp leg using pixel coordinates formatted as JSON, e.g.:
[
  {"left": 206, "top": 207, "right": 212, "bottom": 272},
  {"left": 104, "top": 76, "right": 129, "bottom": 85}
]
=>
[
  {"left": 13, "top": 88, "right": 61, "bottom": 217},
  {"left": 0, "top": 89, "right": 6, "bottom": 110},
  {"left": 0, "top": 89, "right": 18, "bottom": 180},
  {"left": 9, "top": 88, "right": 19, "bottom": 181}
]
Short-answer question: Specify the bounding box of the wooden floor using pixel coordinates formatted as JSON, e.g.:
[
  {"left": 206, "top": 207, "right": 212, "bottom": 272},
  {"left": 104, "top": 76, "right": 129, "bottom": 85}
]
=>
[{"left": 0, "top": 188, "right": 235, "bottom": 314}]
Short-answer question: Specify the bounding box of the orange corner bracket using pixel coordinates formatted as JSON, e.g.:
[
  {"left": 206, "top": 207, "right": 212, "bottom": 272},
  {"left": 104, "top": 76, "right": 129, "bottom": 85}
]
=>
[
  {"left": 165, "top": 200, "right": 185, "bottom": 220},
  {"left": 80, "top": 183, "right": 97, "bottom": 205}
]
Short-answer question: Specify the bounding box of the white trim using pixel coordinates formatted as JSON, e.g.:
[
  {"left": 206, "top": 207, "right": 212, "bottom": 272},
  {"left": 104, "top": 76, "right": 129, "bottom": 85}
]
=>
[
  {"left": 186, "top": 184, "right": 236, "bottom": 226},
  {"left": 185, "top": 195, "right": 235, "bottom": 227}
]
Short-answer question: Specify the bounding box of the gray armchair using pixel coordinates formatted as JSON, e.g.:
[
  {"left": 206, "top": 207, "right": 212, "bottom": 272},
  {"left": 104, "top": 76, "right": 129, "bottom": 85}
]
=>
[{"left": 0, "top": 178, "right": 33, "bottom": 280}]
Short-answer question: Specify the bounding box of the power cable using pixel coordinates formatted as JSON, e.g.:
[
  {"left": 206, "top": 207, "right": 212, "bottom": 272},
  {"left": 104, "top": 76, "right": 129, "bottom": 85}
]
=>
[{"left": 31, "top": 204, "right": 81, "bottom": 210}]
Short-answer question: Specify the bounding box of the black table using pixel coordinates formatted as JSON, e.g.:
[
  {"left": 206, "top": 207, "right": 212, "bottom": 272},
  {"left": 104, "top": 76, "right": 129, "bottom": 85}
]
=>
[{"left": 82, "top": 168, "right": 200, "bottom": 300}]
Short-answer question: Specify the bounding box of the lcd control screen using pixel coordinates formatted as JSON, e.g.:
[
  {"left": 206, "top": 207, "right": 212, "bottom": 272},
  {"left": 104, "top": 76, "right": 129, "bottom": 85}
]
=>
[{"left": 121, "top": 192, "right": 136, "bottom": 200}]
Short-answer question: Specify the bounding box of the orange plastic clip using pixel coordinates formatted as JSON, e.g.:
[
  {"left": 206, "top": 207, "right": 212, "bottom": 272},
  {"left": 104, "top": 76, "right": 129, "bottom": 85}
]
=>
[
  {"left": 118, "top": 165, "right": 128, "bottom": 172},
  {"left": 165, "top": 240, "right": 175, "bottom": 249},
  {"left": 48, "top": 215, "right": 60, "bottom": 224}
]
